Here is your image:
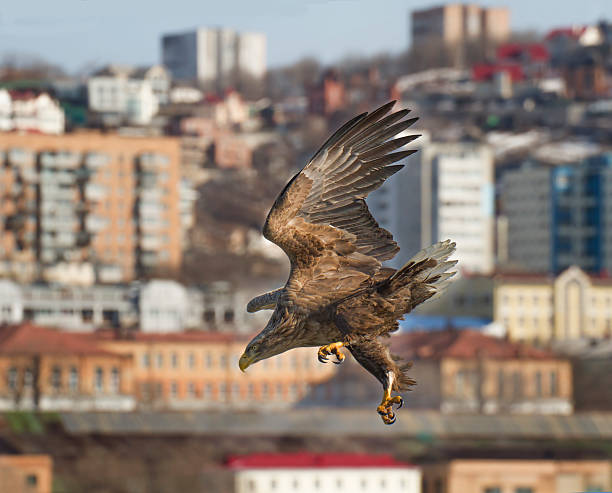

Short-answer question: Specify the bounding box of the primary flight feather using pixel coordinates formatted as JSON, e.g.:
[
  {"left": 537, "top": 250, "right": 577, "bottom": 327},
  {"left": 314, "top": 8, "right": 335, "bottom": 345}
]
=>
[{"left": 240, "top": 101, "right": 457, "bottom": 425}]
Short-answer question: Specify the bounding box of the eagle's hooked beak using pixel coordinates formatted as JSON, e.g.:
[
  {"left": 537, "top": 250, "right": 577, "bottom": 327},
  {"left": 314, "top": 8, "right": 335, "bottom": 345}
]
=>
[{"left": 239, "top": 353, "right": 254, "bottom": 372}]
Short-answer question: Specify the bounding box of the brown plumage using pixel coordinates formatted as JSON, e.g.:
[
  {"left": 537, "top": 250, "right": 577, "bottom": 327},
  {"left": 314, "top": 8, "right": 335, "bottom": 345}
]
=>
[{"left": 240, "top": 101, "right": 457, "bottom": 424}]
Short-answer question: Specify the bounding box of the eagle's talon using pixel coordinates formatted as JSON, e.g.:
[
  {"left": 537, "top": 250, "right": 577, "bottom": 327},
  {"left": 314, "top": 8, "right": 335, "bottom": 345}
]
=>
[
  {"left": 377, "top": 391, "right": 404, "bottom": 425},
  {"left": 317, "top": 342, "right": 345, "bottom": 365}
]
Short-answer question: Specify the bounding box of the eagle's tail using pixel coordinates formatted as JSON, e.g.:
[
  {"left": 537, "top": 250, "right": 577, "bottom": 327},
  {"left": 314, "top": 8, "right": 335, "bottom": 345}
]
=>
[{"left": 387, "top": 239, "right": 458, "bottom": 311}]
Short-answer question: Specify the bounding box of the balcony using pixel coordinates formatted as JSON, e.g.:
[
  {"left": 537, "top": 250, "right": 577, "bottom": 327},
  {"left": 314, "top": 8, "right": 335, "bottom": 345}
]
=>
[
  {"left": 41, "top": 216, "right": 79, "bottom": 232},
  {"left": 40, "top": 151, "right": 81, "bottom": 169},
  {"left": 8, "top": 148, "right": 35, "bottom": 167},
  {"left": 84, "top": 183, "right": 107, "bottom": 201},
  {"left": 140, "top": 235, "right": 161, "bottom": 250},
  {"left": 85, "top": 152, "right": 111, "bottom": 169},
  {"left": 138, "top": 153, "right": 170, "bottom": 171},
  {"left": 85, "top": 215, "right": 109, "bottom": 232}
]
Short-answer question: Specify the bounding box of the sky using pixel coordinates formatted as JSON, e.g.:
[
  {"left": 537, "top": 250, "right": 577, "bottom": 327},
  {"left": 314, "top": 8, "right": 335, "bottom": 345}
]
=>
[{"left": 0, "top": 0, "right": 609, "bottom": 73}]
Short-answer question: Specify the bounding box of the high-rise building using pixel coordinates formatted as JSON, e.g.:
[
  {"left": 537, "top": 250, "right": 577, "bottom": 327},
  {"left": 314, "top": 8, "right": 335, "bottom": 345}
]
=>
[
  {"left": 0, "top": 132, "right": 184, "bottom": 282},
  {"left": 161, "top": 28, "right": 266, "bottom": 89},
  {"left": 367, "top": 138, "right": 495, "bottom": 274},
  {"left": 410, "top": 4, "right": 510, "bottom": 66},
  {"left": 501, "top": 153, "right": 612, "bottom": 274}
]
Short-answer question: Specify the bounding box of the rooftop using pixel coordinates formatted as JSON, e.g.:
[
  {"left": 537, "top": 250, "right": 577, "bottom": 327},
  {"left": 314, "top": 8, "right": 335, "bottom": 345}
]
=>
[
  {"left": 0, "top": 323, "right": 117, "bottom": 357},
  {"left": 391, "top": 329, "right": 556, "bottom": 360},
  {"left": 226, "top": 452, "right": 413, "bottom": 469}
]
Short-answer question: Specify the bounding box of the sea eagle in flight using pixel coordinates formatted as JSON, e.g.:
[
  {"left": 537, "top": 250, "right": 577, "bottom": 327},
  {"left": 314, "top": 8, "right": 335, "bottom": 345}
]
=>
[{"left": 239, "top": 101, "right": 456, "bottom": 424}]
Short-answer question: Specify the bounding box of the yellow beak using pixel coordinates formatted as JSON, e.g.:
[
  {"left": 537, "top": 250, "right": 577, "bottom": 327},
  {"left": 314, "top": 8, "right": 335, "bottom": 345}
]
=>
[{"left": 239, "top": 353, "right": 254, "bottom": 372}]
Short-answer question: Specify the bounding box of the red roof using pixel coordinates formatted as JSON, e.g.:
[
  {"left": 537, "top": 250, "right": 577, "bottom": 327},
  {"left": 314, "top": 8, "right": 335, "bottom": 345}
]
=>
[
  {"left": 497, "top": 43, "right": 549, "bottom": 62},
  {"left": 0, "top": 323, "right": 119, "bottom": 357},
  {"left": 545, "top": 27, "right": 587, "bottom": 41},
  {"left": 226, "top": 453, "right": 413, "bottom": 469},
  {"left": 391, "top": 329, "right": 556, "bottom": 360}
]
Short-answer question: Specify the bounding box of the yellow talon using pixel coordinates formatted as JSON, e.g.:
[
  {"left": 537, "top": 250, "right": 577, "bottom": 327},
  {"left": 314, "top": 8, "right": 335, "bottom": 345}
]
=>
[
  {"left": 317, "top": 342, "right": 346, "bottom": 364},
  {"left": 377, "top": 388, "right": 403, "bottom": 425}
]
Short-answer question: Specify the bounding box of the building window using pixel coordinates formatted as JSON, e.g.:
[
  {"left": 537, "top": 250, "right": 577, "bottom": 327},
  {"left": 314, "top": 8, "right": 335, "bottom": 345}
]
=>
[
  {"left": 362, "top": 478, "right": 368, "bottom": 490},
  {"left": 171, "top": 352, "right": 178, "bottom": 369},
  {"left": 156, "top": 353, "right": 164, "bottom": 368},
  {"left": 188, "top": 353, "right": 195, "bottom": 369},
  {"left": 228, "top": 382, "right": 238, "bottom": 399},
  {"left": 515, "top": 488, "right": 533, "bottom": 493},
  {"left": 205, "top": 352, "right": 213, "bottom": 368},
  {"left": 7, "top": 367, "right": 18, "bottom": 390},
  {"left": 203, "top": 383, "right": 213, "bottom": 400},
  {"left": 170, "top": 381, "right": 178, "bottom": 398},
  {"left": 535, "top": 371, "right": 542, "bottom": 397},
  {"left": 111, "top": 367, "right": 120, "bottom": 394},
  {"left": 455, "top": 370, "right": 465, "bottom": 397},
  {"left": 270, "top": 479, "right": 277, "bottom": 490},
  {"left": 95, "top": 367, "right": 104, "bottom": 393},
  {"left": 248, "top": 383, "right": 255, "bottom": 400},
  {"left": 434, "top": 478, "right": 443, "bottom": 493},
  {"left": 24, "top": 368, "right": 33, "bottom": 388},
  {"left": 52, "top": 365, "right": 62, "bottom": 391},
  {"left": 484, "top": 488, "right": 501, "bottom": 493},
  {"left": 69, "top": 367, "right": 79, "bottom": 392},
  {"left": 550, "top": 370, "right": 558, "bottom": 396},
  {"left": 219, "top": 383, "right": 226, "bottom": 401},
  {"left": 142, "top": 353, "right": 151, "bottom": 368},
  {"left": 224, "top": 310, "right": 234, "bottom": 323},
  {"left": 204, "top": 310, "right": 215, "bottom": 323},
  {"left": 25, "top": 474, "right": 38, "bottom": 486},
  {"left": 497, "top": 369, "right": 505, "bottom": 398},
  {"left": 512, "top": 372, "right": 522, "bottom": 399},
  {"left": 276, "top": 383, "right": 283, "bottom": 399},
  {"left": 187, "top": 382, "right": 196, "bottom": 398},
  {"left": 220, "top": 355, "right": 227, "bottom": 368},
  {"left": 262, "top": 382, "right": 269, "bottom": 399}
]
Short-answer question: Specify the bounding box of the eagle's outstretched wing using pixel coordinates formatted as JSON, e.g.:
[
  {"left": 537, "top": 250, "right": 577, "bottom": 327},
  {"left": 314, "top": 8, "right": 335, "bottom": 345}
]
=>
[{"left": 263, "top": 101, "right": 419, "bottom": 313}]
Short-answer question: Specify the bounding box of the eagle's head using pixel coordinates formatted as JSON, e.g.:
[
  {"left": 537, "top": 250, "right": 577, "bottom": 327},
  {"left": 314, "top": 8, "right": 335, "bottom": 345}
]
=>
[{"left": 239, "top": 307, "right": 296, "bottom": 371}]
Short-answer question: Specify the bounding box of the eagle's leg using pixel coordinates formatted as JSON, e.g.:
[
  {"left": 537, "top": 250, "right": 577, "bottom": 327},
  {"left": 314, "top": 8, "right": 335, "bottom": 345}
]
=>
[
  {"left": 317, "top": 342, "right": 346, "bottom": 364},
  {"left": 376, "top": 371, "right": 404, "bottom": 425}
]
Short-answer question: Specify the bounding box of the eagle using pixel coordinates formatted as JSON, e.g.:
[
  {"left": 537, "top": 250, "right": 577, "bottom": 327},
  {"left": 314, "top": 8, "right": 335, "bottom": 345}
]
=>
[{"left": 239, "top": 101, "right": 457, "bottom": 424}]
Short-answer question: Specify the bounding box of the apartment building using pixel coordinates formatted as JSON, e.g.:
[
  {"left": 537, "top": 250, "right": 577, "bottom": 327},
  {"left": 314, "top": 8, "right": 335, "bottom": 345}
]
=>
[
  {"left": 367, "top": 139, "right": 495, "bottom": 273},
  {"left": 95, "top": 330, "right": 336, "bottom": 410},
  {"left": 421, "top": 459, "right": 610, "bottom": 493},
  {"left": 0, "top": 323, "right": 134, "bottom": 411},
  {"left": 161, "top": 28, "right": 266, "bottom": 89},
  {"left": 229, "top": 453, "right": 421, "bottom": 493},
  {"left": 500, "top": 152, "right": 612, "bottom": 274},
  {"left": 391, "top": 330, "right": 573, "bottom": 414},
  {"left": 495, "top": 266, "right": 612, "bottom": 342},
  {"left": 0, "top": 132, "right": 183, "bottom": 282},
  {"left": 411, "top": 4, "right": 510, "bottom": 65},
  {"left": 87, "top": 64, "right": 171, "bottom": 126}
]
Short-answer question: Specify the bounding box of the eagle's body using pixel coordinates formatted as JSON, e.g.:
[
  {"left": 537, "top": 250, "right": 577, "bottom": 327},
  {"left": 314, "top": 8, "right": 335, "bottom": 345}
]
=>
[{"left": 240, "top": 101, "right": 457, "bottom": 424}]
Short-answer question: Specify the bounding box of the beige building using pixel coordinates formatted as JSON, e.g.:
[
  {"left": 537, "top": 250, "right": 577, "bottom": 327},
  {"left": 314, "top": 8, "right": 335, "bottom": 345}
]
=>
[
  {"left": 495, "top": 266, "right": 612, "bottom": 342},
  {"left": 94, "top": 330, "right": 336, "bottom": 410},
  {"left": 0, "top": 132, "right": 183, "bottom": 282},
  {"left": 0, "top": 455, "right": 53, "bottom": 493},
  {"left": 392, "top": 330, "right": 573, "bottom": 415},
  {"left": 0, "top": 323, "right": 134, "bottom": 411},
  {"left": 422, "top": 459, "right": 610, "bottom": 493}
]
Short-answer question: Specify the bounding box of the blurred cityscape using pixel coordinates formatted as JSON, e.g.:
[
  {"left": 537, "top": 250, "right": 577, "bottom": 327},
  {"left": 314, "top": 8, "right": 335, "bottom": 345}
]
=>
[{"left": 1, "top": 3, "right": 612, "bottom": 493}]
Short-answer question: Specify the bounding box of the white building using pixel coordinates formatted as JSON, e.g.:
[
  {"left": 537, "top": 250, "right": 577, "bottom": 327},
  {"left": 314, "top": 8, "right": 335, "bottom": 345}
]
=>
[
  {"left": 368, "top": 137, "right": 495, "bottom": 273},
  {"left": 229, "top": 453, "right": 421, "bottom": 493},
  {"left": 0, "top": 89, "right": 65, "bottom": 135},
  {"left": 161, "top": 28, "right": 266, "bottom": 88},
  {"left": 87, "top": 65, "right": 171, "bottom": 125}
]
